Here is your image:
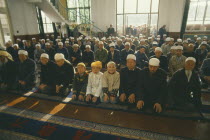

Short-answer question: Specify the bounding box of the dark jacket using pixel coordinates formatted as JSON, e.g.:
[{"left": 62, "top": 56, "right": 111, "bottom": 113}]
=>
[
  {"left": 45, "top": 48, "right": 56, "bottom": 61},
  {"left": 69, "top": 49, "right": 82, "bottom": 65},
  {"left": 137, "top": 68, "right": 167, "bottom": 105},
  {"left": 119, "top": 67, "right": 141, "bottom": 96},
  {"left": 72, "top": 72, "right": 89, "bottom": 95},
  {"left": 25, "top": 46, "right": 35, "bottom": 60},
  {"left": 135, "top": 51, "right": 149, "bottom": 69},
  {"left": 150, "top": 55, "right": 168, "bottom": 72},
  {"left": 168, "top": 68, "right": 201, "bottom": 107},
  {"left": 107, "top": 50, "right": 120, "bottom": 64},
  {"left": 0, "top": 59, "right": 17, "bottom": 86},
  {"left": 40, "top": 61, "right": 56, "bottom": 86},
  {"left": 18, "top": 58, "right": 36, "bottom": 86},
  {"left": 82, "top": 51, "right": 94, "bottom": 65},
  {"left": 120, "top": 49, "right": 134, "bottom": 65},
  {"left": 55, "top": 61, "right": 74, "bottom": 88},
  {"left": 200, "top": 58, "right": 210, "bottom": 77},
  {"left": 57, "top": 47, "right": 69, "bottom": 60}
]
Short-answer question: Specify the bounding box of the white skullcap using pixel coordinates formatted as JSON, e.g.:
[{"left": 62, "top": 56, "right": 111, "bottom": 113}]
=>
[
  {"left": 45, "top": 42, "right": 50, "bottom": 46},
  {"left": 187, "top": 38, "right": 191, "bottom": 40},
  {"left": 13, "top": 44, "right": 19, "bottom": 47},
  {"left": 170, "top": 38, "right": 174, "bottom": 41},
  {"left": 197, "top": 37, "right": 201, "bottom": 40},
  {"left": 58, "top": 42, "right": 63, "bottom": 46},
  {"left": 99, "top": 41, "right": 104, "bottom": 45},
  {"left": 155, "top": 47, "right": 162, "bottom": 52},
  {"left": 183, "top": 40, "right": 188, "bottom": 43},
  {"left": 163, "top": 34, "right": 167, "bottom": 37},
  {"left": 201, "top": 41, "right": 207, "bottom": 45},
  {"left": 77, "top": 38, "right": 81, "bottom": 41},
  {"left": 171, "top": 46, "right": 176, "bottom": 50},
  {"left": 107, "top": 61, "right": 116, "bottom": 67},
  {"left": 165, "top": 37, "right": 171, "bottom": 42},
  {"left": 40, "top": 53, "right": 49, "bottom": 59},
  {"left": 177, "top": 39, "right": 182, "bottom": 42},
  {"left": 148, "top": 37, "right": 152, "bottom": 40},
  {"left": 36, "top": 44, "right": 41, "bottom": 47},
  {"left": 18, "top": 50, "right": 28, "bottom": 56},
  {"left": 156, "top": 38, "right": 160, "bottom": 41},
  {"left": 140, "top": 39, "right": 145, "bottom": 42},
  {"left": 22, "top": 40, "right": 26, "bottom": 43},
  {"left": 41, "top": 39, "right": 45, "bottom": 41},
  {"left": 46, "top": 39, "right": 50, "bottom": 41},
  {"left": 185, "top": 57, "right": 196, "bottom": 63},
  {"left": 85, "top": 45, "right": 91, "bottom": 48},
  {"left": 32, "top": 38, "right": 36, "bottom": 40},
  {"left": 157, "top": 35, "right": 161, "bottom": 38},
  {"left": 109, "top": 43, "right": 115, "bottom": 47},
  {"left": 152, "top": 41, "right": 158, "bottom": 45},
  {"left": 126, "top": 54, "right": 136, "bottom": 61},
  {"left": 176, "top": 45, "right": 183, "bottom": 50},
  {"left": 73, "top": 44, "right": 79, "bottom": 48},
  {"left": 203, "top": 36, "right": 207, "bottom": 39},
  {"left": 118, "top": 39, "right": 122, "bottom": 42},
  {"left": 149, "top": 58, "right": 160, "bottom": 66},
  {"left": 65, "top": 41, "right": 69, "bottom": 44},
  {"left": 194, "top": 35, "right": 198, "bottom": 37},
  {"left": 66, "top": 38, "right": 69, "bottom": 41},
  {"left": 125, "top": 42, "right": 130, "bottom": 46},
  {"left": 54, "top": 53, "right": 65, "bottom": 60},
  {"left": 101, "top": 37, "right": 106, "bottom": 41}
]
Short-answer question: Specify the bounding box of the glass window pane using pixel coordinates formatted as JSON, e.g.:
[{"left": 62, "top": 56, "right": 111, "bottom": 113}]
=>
[
  {"left": 125, "top": 0, "right": 137, "bottom": 13},
  {"left": 117, "top": 15, "right": 123, "bottom": 35},
  {"left": 138, "top": 0, "right": 150, "bottom": 13},
  {"left": 84, "top": 0, "right": 89, "bottom": 7},
  {"left": 69, "top": 9, "right": 77, "bottom": 22},
  {"left": 205, "top": 1, "right": 210, "bottom": 20},
  {"left": 67, "top": 0, "right": 77, "bottom": 8},
  {"left": 188, "top": 1, "right": 197, "bottom": 21},
  {"left": 126, "top": 14, "right": 148, "bottom": 27},
  {"left": 117, "top": 0, "right": 123, "bottom": 14},
  {"left": 0, "top": 14, "right": 12, "bottom": 42},
  {"left": 151, "top": 0, "right": 159, "bottom": 13},
  {"left": 195, "top": 1, "right": 206, "bottom": 21},
  {"left": 150, "top": 14, "right": 158, "bottom": 35}
]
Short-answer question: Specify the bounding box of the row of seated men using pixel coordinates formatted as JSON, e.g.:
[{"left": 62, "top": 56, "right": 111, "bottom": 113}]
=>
[{"left": 1, "top": 47, "right": 210, "bottom": 113}]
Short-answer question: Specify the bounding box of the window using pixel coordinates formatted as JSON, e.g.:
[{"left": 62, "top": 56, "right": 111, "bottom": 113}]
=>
[
  {"left": 41, "top": 11, "right": 54, "bottom": 33},
  {"left": 117, "top": 0, "right": 159, "bottom": 36},
  {"left": 67, "top": 0, "right": 91, "bottom": 24},
  {"left": 0, "top": 0, "right": 5, "bottom": 8},
  {"left": 186, "top": 0, "right": 210, "bottom": 31},
  {"left": 0, "top": 14, "right": 12, "bottom": 42}
]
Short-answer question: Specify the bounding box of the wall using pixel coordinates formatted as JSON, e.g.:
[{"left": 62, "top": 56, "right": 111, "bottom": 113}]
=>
[
  {"left": 91, "top": 0, "right": 116, "bottom": 32},
  {"left": 7, "top": 0, "right": 39, "bottom": 36}
]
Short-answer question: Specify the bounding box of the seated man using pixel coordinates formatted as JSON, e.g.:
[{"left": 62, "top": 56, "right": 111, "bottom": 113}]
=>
[
  {"left": 54, "top": 53, "right": 74, "bottom": 97},
  {"left": 72, "top": 63, "right": 89, "bottom": 101},
  {"left": 86, "top": 61, "right": 103, "bottom": 104},
  {"left": 136, "top": 58, "right": 167, "bottom": 113},
  {"left": 0, "top": 51, "right": 16, "bottom": 90},
  {"left": 135, "top": 46, "right": 149, "bottom": 69},
  {"left": 82, "top": 45, "right": 94, "bottom": 67},
  {"left": 107, "top": 43, "right": 120, "bottom": 66},
  {"left": 38, "top": 53, "right": 56, "bottom": 95},
  {"left": 168, "top": 57, "right": 202, "bottom": 111},
  {"left": 169, "top": 46, "right": 186, "bottom": 76},
  {"left": 150, "top": 47, "right": 168, "bottom": 72},
  {"left": 119, "top": 54, "right": 141, "bottom": 104},
  {"left": 200, "top": 53, "right": 210, "bottom": 89},
  {"left": 69, "top": 44, "right": 82, "bottom": 66},
  {"left": 17, "top": 50, "right": 36, "bottom": 92},
  {"left": 95, "top": 41, "right": 108, "bottom": 67},
  {"left": 120, "top": 42, "right": 134, "bottom": 67},
  {"left": 102, "top": 61, "right": 120, "bottom": 104}
]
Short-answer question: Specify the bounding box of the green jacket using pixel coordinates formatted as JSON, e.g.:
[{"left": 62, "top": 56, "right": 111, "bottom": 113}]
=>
[
  {"left": 95, "top": 48, "right": 108, "bottom": 63},
  {"left": 72, "top": 72, "right": 89, "bottom": 95}
]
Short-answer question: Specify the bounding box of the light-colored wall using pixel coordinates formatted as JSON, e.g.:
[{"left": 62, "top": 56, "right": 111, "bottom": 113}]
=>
[
  {"left": 91, "top": 0, "right": 116, "bottom": 32},
  {"left": 7, "top": 0, "right": 39, "bottom": 36}
]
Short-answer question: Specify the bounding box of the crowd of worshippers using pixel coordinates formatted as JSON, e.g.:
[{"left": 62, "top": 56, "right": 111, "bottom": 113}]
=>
[{"left": 0, "top": 34, "right": 210, "bottom": 113}]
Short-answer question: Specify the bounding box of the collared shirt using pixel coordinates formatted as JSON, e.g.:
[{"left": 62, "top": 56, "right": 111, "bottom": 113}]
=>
[{"left": 185, "top": 70, "right": 192, "bottom": 82}]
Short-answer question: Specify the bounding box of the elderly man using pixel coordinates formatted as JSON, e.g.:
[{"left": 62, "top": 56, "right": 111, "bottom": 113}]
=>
[
  {"left": 17, "top": 50, "right": 36, "bottom": 92},
  {"left": 161, "top": 37, "right": 171, "bottom": 55},
  {"left": 0, "top": 51, "right": 16, "bottom": 90},
  {"left": 54, "top": 53, "right": 74, "bottom": 97},
  {"left": 107, "top": 24, "right": 115, "bottom": 36},
  {"left": 57, "top": 42, "right": 69, "bottom": 60},
  {"left": 34, "top": 44, "right": 45, "bottom": 63},
  {"left": 119, "top": 54, "right": 141, "bottom": 104},
  {"left": 120, "top": 42, "right": 134, "bottom": 67},
  {"left": 137, "top": 58, "right": 167, "bottom": 113},
  {"left": 95, "top": 41, "right": 108, "bottom": 67},
  {"left": 150, "top": 47, "right": 168, "bottom": 72},
  {"left": 168, "top": 57, "right": 201, "bottom": 111},
  {"left": 169, "top": 46, "right": 186, "bottom": 76},
  {"left": 38, "top": 53, "right": 56, "bottom": 95}
]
